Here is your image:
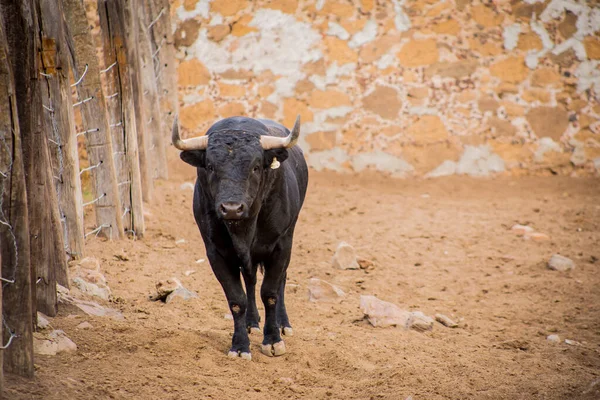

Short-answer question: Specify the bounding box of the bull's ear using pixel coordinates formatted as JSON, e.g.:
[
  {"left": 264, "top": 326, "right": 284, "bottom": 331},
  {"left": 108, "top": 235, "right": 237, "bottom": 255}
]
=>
[
  {"left": 180, "top": 150, "right": 206, "bottom": 168},
  {"left": 263, "top": 148, "right": 289, "bottom": 168}
]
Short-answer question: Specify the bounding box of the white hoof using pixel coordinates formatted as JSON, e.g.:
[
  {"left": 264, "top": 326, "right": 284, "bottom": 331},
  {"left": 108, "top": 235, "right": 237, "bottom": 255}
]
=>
[
  {"left": 248, "top": 327, "right": 261, "bottom": 335},
  {"left": 282, "top": 327, "right": 293, "bottom": 336},
  {"left": 261, "top": 341, "right": 286, "bottom": 357},
  {"left": 228, "top": 350, "right": 252, "bottom": 360}
]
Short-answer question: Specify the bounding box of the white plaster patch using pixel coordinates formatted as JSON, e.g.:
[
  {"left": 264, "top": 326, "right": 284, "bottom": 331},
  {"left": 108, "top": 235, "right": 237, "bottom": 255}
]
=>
[
  {"left": 307, "top": 148, "right": 349, "bottom": 172},
  {"left": 314, "top": 107, "right": 353, "bottom": 124},
  {"left": 376, "top": 53, "right": 396, "bottom": 70},
  {"left": 408, "top": 107, "right": 437, "bottom": 116},
  {"left": 541, "top": 0, "right": 600, "bottom": 38},
  {"left": 503, "top": 24, "right": 521, "bottom": 50},
  {"left": 182, "top": 93, "right": 205, "bottom": 105},
  {"left": 327, "top": 22, "right": 350, "bottom": 40},
  {"left": 351, "top": 151, "right": 414, "bottom": 177},
  {"left": 534, "top": 137, "right": 562, "bottom": 162},
  {"left": 455, "top": 145, "right": 506, "bottom": 176},
  {"left": 176, "top": 0, "right": 211, "bottom": 20},
  {"left": 425, "top": 160, "right": 457, "bottom": 178},
  {"left": 575, "top": 61, "right": 600, "bottom": 93},
  {"left": 187, "top": 9, "right": 322, "bottom": 76},
  {"left": 392, "top": 0, "right": 411, "bottom": 32},
  {"left": 552, "top": 37, "right": 587, "bottom": 60},
  {"left": 209, "top": 14, "right": 223, "bottom": 25},
  {"left": 349, "top": 20, "right": 378, "bottom": 48},
  {"left": 309, "top": 62, "right": 356, "bottom": 90},
  {"left": 316, "top": 0, "right": 326, "bottom": 11}
]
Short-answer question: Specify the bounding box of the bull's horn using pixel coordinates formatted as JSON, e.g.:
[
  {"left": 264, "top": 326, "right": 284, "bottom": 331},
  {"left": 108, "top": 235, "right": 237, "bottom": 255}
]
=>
[
  {"left": 171, "top": 115, "right": 209, "bottom": 151},
  {"left": 260, "top": 115, "right": 300, "bottom": 150}
]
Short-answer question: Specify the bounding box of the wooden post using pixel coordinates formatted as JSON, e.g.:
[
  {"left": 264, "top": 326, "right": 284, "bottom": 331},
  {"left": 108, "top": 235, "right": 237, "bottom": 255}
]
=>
[
  {"left": 97, "top": 0, "right": 145, "bottom": 237},
  {"left": 137, "top": 0, "right": 168, "bottom": 181},
  {"left": 0, "top": 1, "right": 34, "bottom": 377},
  {"left": 62, "top": 0, "right": 124, "bottom": 239},
  {"left": 145, "top": 0, "right": 178, "bottom": 152},
  {"left": 123, "top": 0, "right": 153, "bottom": 202},
  {"left": 38, "top": 0, "right": 85, "bottom": 263}
]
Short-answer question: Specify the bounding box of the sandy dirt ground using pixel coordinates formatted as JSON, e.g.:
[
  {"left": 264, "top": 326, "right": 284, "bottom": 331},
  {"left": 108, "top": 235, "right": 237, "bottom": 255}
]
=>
[{"left": 5, "top": 154, "right": 600, "bottom": 400}]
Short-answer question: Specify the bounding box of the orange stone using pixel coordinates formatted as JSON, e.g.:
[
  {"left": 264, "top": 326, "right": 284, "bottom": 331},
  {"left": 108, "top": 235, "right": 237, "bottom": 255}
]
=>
[
  {"left": 362, "top": 86, "right": 402, "bottom": 120},
  {"left": 359, "top": 0, "right": 375, "bottom": 12},
  {"left": 207, "top": 24, "right": 231, "bottom": 42},
  {"left": 318, "top": 1, "right": 355, "bottom": 18},
  {"left": 406, "top": 115, "right": 448, "bottom": 144},
  {"left": 211, "top": 0, "right": 249, "bottom": 16},
  {"left": 218, "top": 102, "right": 246, "bottom": 118},
  {"left": 183, "top": 0, "right": 196, "bottom": 11},
  {"left": 259, "top": 101, "right": 278, "bottom": 119},
  {"left": 218, "top": 82, "right": 246, "bottom": 98},
  {"left": 180, "top": 100, "right": 216, "bottom": 129},
  {"left": 426, "top": 1, "right": 451, "bottom": 17},
  {"left": 522, "top": 88, "right": 551, "bottom": 103},
  {"left": 340, "top": 19, "right": 368, "bottom": 35},
  {"left": 283, "top": 98, "right": 313, "bottom": 127},
  {"left": 178, "top": 59, "right": 211, "bottom": 87},
  {"left": 500, "top": 101, "right": 526, "bottom": 117},
  {"left": 583, "top": 36, "right": 600, "bottom": 59},
  {"left": 490, "top": 56, "right": 528, "bottom": 83},
  {"left": 263, "top": 0, "right": 298, "bottom": 14},
  {"left": 310, "top": 90, "right": 352, "bottom": 108},
  {"left": 517, "top": 32, "right": 543, "bottom": 51},
  {"left": 360, "top": 33, "right": 401, "bottom": 63},
  {"left": 530, "top": 67, "right": 561, "bottom": 87},
  {"left": 324, "top": 37, "right": 358, "bottom": 64},
  {"left": 258, "top": 85, "right": 274, "bottom": 98},
  {"left": 471, "top": 4, "right": 504, "bottom": 27},
  {"left": 305, "top": 131, "right": 337, "bottom": 151},
  {"left": 432, "top": 19, "right": 461, "bottom": 35},
  {"left": 397, "top": 39, "right": 439, "bottom": 67},
  {"left": 231, "top": 15, "right": 258, "bottom": 37},
  {"left": 468, "top": 37, "right": 502, "bottom": 56}
]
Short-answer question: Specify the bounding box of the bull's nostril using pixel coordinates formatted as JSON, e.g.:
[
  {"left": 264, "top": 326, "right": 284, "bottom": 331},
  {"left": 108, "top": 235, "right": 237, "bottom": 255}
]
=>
[
  {"left": 237, "top": 204, "right": 244, "bottom": 214},
  {"left": 220, "top": 204, "right": 228, "bottom": 215}
]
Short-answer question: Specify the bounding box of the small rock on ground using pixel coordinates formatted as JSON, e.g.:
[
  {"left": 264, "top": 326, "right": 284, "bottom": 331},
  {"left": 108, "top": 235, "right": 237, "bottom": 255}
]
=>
[
  {"left": 547, "top": 254, "right": 575, "bottom": 271},
  {"left": 307, "top": 278, "right": 346, "bottom": 303},
  {"left": 150, "top": 278, "right": 198, "bottom": 303},
  {"left": 180, "top": 182, "right": 194, "bottom": 191},
  {"left": 37, "top": 312, "right": 50, "bottom": 330},
  {"left": 34, "top": 330, "right": 77, "bottom": 356},
  {"left": 332, "top": 242, "right": 360, "bottom": 270},
  {"left": 77, "top": 321, "right": 93, "bottom": 330},
  {"left": 435, "top": 313, "right": 458, "bottom": 328},
  {"left": 360, "top": 295, "right": 434, "bottom": 332},
  {"left": 511, "top": 224, "right": 534, "bottom": 235},
  {"left": 547, "top": 334, "right": 560, "bottom": 343}
]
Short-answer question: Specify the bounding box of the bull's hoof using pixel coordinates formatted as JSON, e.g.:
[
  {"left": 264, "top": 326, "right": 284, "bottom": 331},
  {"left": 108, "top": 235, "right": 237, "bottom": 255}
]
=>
[
  {"left": 227, "top": 350, "right": 252, "bottom": 361},
  {"left": 248, "top": 326, "right": 261, "bottom": 335},
  {"left": 282, "top": 327, "right": 293, "bottom": 336},
  {"left": 261, "top": 340, "right": 286, "bottom": 357}
]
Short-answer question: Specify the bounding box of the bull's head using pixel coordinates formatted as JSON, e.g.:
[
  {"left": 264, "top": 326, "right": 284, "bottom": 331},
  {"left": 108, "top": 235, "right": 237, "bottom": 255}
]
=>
[{"left": 172, "top": 116, "right": 300, "bottom": 221}]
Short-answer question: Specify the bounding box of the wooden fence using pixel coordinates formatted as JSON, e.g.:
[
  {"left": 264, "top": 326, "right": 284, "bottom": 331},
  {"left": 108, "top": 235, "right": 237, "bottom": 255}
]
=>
[{"left": 0, "top": 0, "right": 176, "bottom": 387}]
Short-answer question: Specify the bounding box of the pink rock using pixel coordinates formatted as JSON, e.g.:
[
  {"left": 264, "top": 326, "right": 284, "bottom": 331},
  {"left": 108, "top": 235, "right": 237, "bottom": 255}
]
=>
[{"left": 307, "top": 278, "right": 346, "bottom": 303}]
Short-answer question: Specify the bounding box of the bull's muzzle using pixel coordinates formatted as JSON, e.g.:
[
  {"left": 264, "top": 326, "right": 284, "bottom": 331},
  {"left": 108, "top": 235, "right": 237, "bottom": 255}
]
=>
[{"left": 218, "top": 201, "right": 246, "bottom": 220}]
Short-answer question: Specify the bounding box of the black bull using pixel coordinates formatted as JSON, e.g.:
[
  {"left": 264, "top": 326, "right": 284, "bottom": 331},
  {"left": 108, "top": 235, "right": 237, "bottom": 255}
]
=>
[{"left": 173, "top": 115, "right": 308, "bottom": 360}]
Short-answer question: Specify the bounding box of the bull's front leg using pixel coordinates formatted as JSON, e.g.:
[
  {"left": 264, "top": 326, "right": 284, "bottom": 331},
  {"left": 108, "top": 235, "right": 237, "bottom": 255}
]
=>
[
  {"left": 207, "top": 249, "right": 251, "bottom": 360},
  {"left": 260, "top": 239, "right": 292, "bottom": 357},
  {"left": 242, "top": 265, "right": 261, "bottom": 334}
]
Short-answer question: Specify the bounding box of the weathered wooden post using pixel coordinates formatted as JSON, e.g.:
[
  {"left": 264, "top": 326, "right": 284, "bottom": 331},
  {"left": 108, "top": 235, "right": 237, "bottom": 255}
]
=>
[
  {"left": 122, "top": 0, "right": 153, "bottom": 202},
  {"left": 39, "top": 0, "right": 85, "bottom": 263},
  {"left": 97, "top": 0, "right": 145, "bottom": 237},
  {"left": 62, "top": 0, "right": 124, "bottom": 239},
  {"left": 137, "top": 0, "right": 168, "bottom": 181},
  {"left": 0, "top": 1, "right": 34, "bottom": 377},
  {"left": 145, "top": 0, "right": 178, "bottom": 150}
]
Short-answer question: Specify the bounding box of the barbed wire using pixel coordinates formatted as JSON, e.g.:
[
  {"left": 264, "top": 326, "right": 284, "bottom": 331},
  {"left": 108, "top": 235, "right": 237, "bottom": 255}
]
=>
[
  {"left": 0, "top": 316, "right": 17, "bottom": 350},
  {"left": 0, "top": 129, "right": 18, "bottom": 287}
]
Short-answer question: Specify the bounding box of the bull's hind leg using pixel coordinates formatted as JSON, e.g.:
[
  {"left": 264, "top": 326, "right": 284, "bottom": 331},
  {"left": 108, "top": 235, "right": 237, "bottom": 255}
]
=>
[
  {"left": 207, "top": 251, "right": 252, "bottom": 360},
  {"left": 260, "top": 238, "right": 292, "bottom": 357},
  {"left": 276, "top": 272, "right": 293, "bottom": 336},
  {"left": 242, "top": 265, "right": 261, "bottom": 334}
]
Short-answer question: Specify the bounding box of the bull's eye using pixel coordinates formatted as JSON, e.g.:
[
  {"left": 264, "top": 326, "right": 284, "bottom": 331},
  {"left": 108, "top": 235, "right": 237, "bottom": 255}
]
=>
[
  {"left": 207, "top": 164, "right": 214, "bottom": 173},
  {"left": 253, "top": 165, "right": 260, "bottom": 173}
]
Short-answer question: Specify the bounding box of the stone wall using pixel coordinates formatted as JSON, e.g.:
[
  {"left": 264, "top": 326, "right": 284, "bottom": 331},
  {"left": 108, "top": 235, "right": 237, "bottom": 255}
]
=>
[{"left": 171, "top": 0, "right": 600, "bottom": 177}]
